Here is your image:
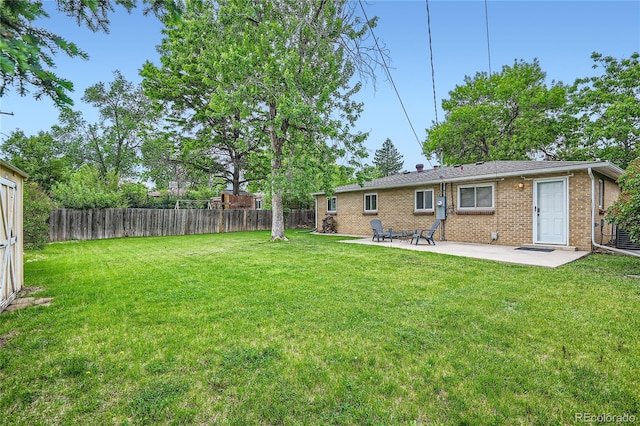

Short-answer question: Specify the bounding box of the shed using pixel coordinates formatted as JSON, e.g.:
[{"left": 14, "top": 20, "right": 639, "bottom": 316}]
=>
[{"left": 0, "top": 160, "right": 26, "bottom": 312}]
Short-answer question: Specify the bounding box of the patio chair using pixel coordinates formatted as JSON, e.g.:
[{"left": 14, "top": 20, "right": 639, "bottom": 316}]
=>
[
  {"left": 411, "top": 219, "right": 441, "bottom": 245},
  {"left": 370, "top": 219, "right": 401, "bottom": 242}
]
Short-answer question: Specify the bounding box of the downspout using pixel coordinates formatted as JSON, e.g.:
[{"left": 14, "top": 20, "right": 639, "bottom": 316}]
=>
[
  {"left": 588, "top": 168, "right": 640, "bottom": 257},
  {"left": 314, "top": 196, "right": 318, "bottom": 232},
  {"left": 440, "top": 182, "right": 446, "bottom": 241}
]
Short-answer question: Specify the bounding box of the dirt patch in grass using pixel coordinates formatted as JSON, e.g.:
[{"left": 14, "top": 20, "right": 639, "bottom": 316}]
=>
[
  {"left": 0, "top": 331, "right": 17, "bottom": 349},
  {"left": 2, "top": 287, "right": 51, "bottom": 313},
  {"left": 20, "top": 287, "right": 47, "bottom": 296}
]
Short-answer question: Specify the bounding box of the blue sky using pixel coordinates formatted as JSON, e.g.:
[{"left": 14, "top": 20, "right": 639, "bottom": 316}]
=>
[{"left": 1, "top": 1, "right": 639, "bottom": 172}]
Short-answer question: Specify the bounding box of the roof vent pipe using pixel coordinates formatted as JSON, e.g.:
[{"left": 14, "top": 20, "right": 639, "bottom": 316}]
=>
[{"left": 416, "top": 164, "right": 424, "bottom": 173}]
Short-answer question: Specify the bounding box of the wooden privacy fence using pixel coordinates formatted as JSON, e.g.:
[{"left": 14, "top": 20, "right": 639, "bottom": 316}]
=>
[{"left": 49, "top": 208, "right": 315, "bottom": 242}]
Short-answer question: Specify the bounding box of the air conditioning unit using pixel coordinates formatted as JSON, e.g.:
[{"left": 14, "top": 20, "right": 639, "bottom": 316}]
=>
[{"left": 616, "top": 227, "right": 640, "bottom": 250}]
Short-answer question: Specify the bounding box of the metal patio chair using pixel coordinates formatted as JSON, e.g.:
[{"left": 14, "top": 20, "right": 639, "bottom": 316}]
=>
[{"left": 411, "top": 219, "right": 441, "bottom": 245}]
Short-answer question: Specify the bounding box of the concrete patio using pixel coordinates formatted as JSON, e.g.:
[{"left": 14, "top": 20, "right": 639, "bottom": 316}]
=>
[{"left": 335, "top": 235, "right": 591, "bottom": 268}]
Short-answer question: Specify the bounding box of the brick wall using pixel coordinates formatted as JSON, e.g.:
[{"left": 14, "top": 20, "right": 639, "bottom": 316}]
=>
[
  {"left": 316, "top": 170, "right": 621, "bottom": 251},
  {"left": 444, "top": 177, "right": 529, "bottom": 246},
  {"left": 569, "top": 171, "right": 593, "bottom": 249},
  {"left": 317, "top": 185, "right": 440, "bottom": 236},
  {"left": 595, "top": 172, "right": 621, "bottom": 245}
]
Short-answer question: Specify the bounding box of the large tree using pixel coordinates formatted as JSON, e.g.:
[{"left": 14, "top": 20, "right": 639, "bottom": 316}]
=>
[
  {"left": 0, "top": 0, "right": 180, "bottom": 106},
  {"left": 561, "top": 52, "right": 640, "bottom": 169},
  {"left": 373, "top": 138, "right": 403, "bottom": 176},
  {"left": 424, "top": 59, "right": 567, "bottom": 165},
  {"left": 0, "top": 130, "right": 73, "bottom": 190},
  {"left": 52, "top": 71, "right": 160, "bottom": 178},
  {"left": 146, "top": 0, "right": 377, "bottom": 240},
  {"left": 225, "top": 0, "right": 375, "bottom": 240},
  {"left": 140, "top": 1, "right": 267, "bottom": 196}
]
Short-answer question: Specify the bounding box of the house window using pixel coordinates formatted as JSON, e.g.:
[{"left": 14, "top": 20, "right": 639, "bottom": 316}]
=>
[
  {"left": 458, "top": 184, "right": 494, "bottom": 210},
  {"left": 327, "top": 196, "right": 337, "bottom": 213},
  {"left": 364, "top": 193, "right": 378, "bottom": 213},
  {"left": 415, "top": 189, "right": 434, "bottom": 212},
  {"left": 256, "top": 199, "right": 262, "bottom": 210},
  {"left": 598, "top": 179, "right": 605, "bottom": 209}
]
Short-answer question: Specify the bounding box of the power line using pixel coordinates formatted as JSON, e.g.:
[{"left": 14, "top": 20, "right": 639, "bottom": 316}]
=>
[
  {"left": 425, "top": 0, "right": 439, "bottom": 126},
  {"left": 357, "top": 0, "right": 432, "bottom": 166},
  {"left": 484, "top": 0, "right": 492, "bottom": 75}
]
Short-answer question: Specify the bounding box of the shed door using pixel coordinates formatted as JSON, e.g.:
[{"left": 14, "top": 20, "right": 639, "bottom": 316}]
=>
[
  {"left": 534, "top": 178, "right": 568, "bottom": 245},
  {"left": 0, "top": 177, "right": 18, "bottom": 311}
]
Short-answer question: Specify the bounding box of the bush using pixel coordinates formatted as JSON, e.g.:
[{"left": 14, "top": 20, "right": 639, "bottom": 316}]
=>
[
  {"left": 121, "top": 182, "right": 151, "bottom": 208},
  {"left": 51, "top": 166, "right": 128, "bottom": 209},
  {"left": 24, "top": 182, "right": 57, "bottom": 250},
  {"left": 607, "top": 157, "right": 640, "bottom": 242}
]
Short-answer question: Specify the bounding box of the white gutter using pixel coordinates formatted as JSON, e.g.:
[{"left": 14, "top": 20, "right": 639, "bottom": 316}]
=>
[{"left": 588, "top": 167, "right": 640, "bottom": 257}]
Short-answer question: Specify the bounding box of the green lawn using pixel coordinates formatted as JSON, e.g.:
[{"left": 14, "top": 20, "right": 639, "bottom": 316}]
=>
[{"left": 1, "top": 231, "right": 639, "bottom": 425}]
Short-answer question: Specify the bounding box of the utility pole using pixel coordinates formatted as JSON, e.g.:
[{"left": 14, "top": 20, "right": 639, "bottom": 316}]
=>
[{"left": 0, "top": 106, "right": 14, "bottom": 142}]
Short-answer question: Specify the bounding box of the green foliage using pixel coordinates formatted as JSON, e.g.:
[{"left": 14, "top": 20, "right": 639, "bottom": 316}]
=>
[
  {"left": 251, "top": 189, "right": 310, "bottom": 211},
  {"left": 324, "top": 163, "right": 378, "bottom": 191},
  {"left": 424, "top": 59, "right": 567, "bottom": 165},
  {"left": 143, "top": 0, "right": 377, "bottom": 240},
  {"left": 0, "top": 0, "right": 181, "bottom": 106},
  {"left": 373, "top": 138, "right": 404, "bottom": 176},
  {"left": 139, "top": 132, "right": 212, "bottom": 192},
  {"left": 140, "top": 5, "right": 267, "bottom": 195},
  {"left": 183, "top": 187, "right": 219, "bottom": 201},
  {"left": 607, "top": 157, "right": 640, "bottom": 242},
  {"left": 120, "top": 182, "right": 150, "bottom": 208},
  {"left": 23, "top": 182, "right": 57, "bottom": 249},
  {"left": 52, "top": 71, "right": 159, "bottom": 179},
  {"left": 424, "top": 53, "right": 640, "bottom": 168},
  {"left": 51, "top": 165, "right": 127, "bottom": 209},
  {"left": 0, "top": 130, "right": 72, "bottom": 191},
  {"left": 140, "top": 132, "right": 230, "bottom": 194},
  {"left": 563, "top": 52, "right": 640, "bottom": 169},
  {"left": 0, "top": 0, "right": 83, "bottom": 106}
]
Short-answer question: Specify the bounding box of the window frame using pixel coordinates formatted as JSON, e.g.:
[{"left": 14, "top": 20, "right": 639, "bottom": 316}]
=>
[
  {"left": 598, "top": 178, "right": 605, "bottom": 209},
  {"left": 364, "top": 192, "right": 378, "bottom": 213},
  {"left": 457, "top": 183, "right": 495, "bottom": 210},
  {"left": 327, "top": 196, "right": 337, "bottom": 213},
  {"left": 414, "top": 188, "right": 435, "bottom": 212}
]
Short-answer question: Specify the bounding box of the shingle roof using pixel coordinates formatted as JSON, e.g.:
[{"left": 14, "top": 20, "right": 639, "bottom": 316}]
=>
[{"left": 329, "top": 160, "right": 623, "bottom": 194}]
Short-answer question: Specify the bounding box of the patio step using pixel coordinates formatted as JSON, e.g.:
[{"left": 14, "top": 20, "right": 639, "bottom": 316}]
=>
[{"left": 520, "top": 244, "right": 578, "bottom": 252}]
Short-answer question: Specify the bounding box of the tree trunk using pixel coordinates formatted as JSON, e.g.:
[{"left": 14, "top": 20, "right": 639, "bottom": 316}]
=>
[
  {"left": 232, "top": 163, "right": 241, "bottom": 195},
  {"left": 269, "top": 102, "right": 288, "bottom": 241},
  {"left": 270, "top": 187, "right": 286, "bottom": 241}
]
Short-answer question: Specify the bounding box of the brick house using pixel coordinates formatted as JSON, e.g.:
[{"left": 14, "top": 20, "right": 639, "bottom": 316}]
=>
[{"left": 314, "top": 161, "right": 624, "bottom": 251}]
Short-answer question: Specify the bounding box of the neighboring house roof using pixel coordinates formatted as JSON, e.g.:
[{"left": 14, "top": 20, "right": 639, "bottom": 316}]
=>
[{"left": 318, "top": 160, "right": 624, "bottom": 195}]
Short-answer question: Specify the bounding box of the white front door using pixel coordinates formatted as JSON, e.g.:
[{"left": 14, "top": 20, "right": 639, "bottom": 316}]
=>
[{"left": 534, "top": 178, "right": 568, "bottom": 245}]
